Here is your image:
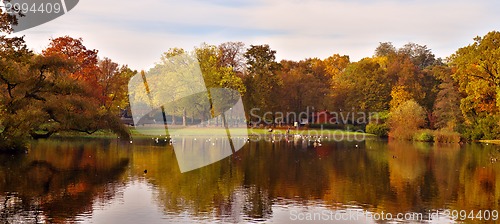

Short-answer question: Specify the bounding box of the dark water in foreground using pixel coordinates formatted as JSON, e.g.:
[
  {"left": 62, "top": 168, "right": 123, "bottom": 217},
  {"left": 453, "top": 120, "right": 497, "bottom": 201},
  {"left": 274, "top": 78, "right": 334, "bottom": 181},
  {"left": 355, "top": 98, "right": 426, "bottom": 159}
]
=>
[{"left": 0, "top": 137, "right": 499, "bottom": 223}]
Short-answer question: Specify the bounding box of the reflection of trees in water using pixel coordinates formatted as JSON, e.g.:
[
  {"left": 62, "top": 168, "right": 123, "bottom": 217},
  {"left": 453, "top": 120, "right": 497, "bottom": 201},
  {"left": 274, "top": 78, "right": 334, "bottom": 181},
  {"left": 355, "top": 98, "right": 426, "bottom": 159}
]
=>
[
  {"left": 363, "top": 141, "right": 500, "bottom": 214},
  {"left": 241, "top": 186, "right": 272, "bottom": 220},
  {"left": 137, "top": 140, "right": 332, "bottom": 220},
  {"left": 3, "top": 138, "right": 498, "bottom": 222},
  {"left": 138, "top": 138, "right": 500, "bottom": 221},
  {"left": 457, "top": 144, "right": 500, "bottom": 211},
  {"left": 0, "top": 140, "right": 130, "bottom": 223}
]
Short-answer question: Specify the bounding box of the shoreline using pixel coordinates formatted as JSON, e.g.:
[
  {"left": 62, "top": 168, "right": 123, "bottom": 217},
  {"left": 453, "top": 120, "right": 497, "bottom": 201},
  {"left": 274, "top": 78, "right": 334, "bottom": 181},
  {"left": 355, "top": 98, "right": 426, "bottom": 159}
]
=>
[{"left": 47, "top": 127, "right": 374, "bottom": 139}]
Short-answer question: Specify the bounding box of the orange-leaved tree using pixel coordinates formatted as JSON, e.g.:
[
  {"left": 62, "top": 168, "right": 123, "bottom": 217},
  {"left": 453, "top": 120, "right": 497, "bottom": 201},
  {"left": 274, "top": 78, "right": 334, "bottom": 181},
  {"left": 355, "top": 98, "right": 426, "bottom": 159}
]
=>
[{"left": 42, "top": 36, "right": 104, "bottom": 101}]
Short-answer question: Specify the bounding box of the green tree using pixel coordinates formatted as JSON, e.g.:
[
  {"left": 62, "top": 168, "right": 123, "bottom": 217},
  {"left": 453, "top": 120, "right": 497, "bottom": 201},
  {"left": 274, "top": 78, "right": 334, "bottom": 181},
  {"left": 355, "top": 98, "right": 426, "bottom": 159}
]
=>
[
  {"left": 195, "top": 43, "right": 246, "bottom": 93},
  {"left": 243, "top": 45, "right": 281, "bottom": 123},
  {"left": 135, "top": 46, "right": 246, "bottom": 127},
  {"left": 138, "top": 48, "right": 207, "bottom": 126},
  {"left": 450, "top": 31, "right": 500, "bottom": 139},
  {"left": 196, "top": 44, "right": 246, "bottom": 126},
  {"left": 334, "top": 57, "right": 392, "bottom": 111}
]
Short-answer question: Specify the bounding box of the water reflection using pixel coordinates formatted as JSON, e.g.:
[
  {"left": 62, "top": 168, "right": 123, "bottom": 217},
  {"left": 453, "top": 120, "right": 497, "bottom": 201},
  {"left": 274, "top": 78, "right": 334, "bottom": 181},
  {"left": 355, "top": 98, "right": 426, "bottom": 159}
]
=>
[
  {"left": 0, "top": 137, "right": 499, "bottom": 223},
  {"left": 0, "top": 139, "right": 130, "bottom": 223}
]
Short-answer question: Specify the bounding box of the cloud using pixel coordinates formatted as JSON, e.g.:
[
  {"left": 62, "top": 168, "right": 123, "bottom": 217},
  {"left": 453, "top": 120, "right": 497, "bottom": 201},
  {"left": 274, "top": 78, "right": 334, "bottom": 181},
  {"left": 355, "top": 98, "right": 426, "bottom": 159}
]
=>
[{"left": 16, "top": 0, "right": 500, "bottom": 69}]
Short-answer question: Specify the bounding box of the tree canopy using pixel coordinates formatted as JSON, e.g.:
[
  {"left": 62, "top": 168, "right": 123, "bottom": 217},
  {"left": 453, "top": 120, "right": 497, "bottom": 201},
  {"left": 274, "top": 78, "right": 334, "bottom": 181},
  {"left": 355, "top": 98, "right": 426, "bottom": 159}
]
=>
[{"left": 1, "top": 34, "right": 133, "bottom": 152}]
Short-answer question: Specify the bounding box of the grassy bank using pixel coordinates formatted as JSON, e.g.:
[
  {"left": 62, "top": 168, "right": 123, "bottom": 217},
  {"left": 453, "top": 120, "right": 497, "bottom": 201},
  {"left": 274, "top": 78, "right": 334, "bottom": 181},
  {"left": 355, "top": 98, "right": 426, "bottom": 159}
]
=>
[
  {"left": 479, "top": 140, "right": 500, "bottom": 145},
  {"left": 411, "top": 129, "right": 462, "bottom": 143},
  {"left": 52, "top": 126, "right": 374, "bottom": 139}
]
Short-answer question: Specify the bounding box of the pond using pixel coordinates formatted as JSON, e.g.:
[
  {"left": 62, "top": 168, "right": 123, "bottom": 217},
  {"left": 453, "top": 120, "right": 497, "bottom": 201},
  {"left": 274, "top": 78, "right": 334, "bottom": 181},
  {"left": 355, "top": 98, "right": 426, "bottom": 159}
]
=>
[{"left": 0, "top": 136, "right": 499, "bottom": 223}]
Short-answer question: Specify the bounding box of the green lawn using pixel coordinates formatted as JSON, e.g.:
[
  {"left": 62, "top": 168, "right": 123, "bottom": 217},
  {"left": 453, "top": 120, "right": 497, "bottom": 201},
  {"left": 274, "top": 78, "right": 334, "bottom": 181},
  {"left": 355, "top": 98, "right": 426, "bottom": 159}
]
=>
[
  {"left": 130, "top": 126, "right": 372, "bottom": 137},
  {"left": 54, "top": 126, "right": 373, "bottom": 139}
]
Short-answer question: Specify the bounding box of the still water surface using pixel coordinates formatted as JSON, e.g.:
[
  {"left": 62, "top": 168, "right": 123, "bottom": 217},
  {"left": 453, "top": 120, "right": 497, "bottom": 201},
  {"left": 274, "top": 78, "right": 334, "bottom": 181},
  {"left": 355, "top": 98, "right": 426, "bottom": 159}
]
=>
[{"left": 0, "top": 137, "right": 499, "bottom": 223}]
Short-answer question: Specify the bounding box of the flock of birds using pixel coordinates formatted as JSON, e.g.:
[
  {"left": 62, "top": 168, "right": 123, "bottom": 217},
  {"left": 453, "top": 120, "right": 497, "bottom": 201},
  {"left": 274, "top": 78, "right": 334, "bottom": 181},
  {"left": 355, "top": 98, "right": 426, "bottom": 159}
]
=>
[{"left": 125, "top": 132, "right": 336, "bottom": 149}]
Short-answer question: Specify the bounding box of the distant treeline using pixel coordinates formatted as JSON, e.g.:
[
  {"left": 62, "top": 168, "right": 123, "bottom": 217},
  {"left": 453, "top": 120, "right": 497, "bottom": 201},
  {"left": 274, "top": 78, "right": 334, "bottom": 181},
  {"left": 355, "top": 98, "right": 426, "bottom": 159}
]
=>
[{"left": 175, "top": 32, "right": 500, "bottom": 141}]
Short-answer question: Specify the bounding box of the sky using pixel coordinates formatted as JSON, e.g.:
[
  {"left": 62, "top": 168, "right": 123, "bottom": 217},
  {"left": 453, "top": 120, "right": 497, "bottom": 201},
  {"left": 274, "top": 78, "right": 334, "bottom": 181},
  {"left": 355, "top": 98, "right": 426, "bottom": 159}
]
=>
[{"left": 10, "top": 0, "right": 500, "bottom": 70}]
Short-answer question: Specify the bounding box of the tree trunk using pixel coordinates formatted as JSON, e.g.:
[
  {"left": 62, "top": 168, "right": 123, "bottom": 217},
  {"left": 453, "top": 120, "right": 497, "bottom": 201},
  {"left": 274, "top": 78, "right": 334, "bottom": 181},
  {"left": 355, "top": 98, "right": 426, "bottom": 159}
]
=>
[{"left": 182, "top": 109, "right": 187, "bottom": 126}]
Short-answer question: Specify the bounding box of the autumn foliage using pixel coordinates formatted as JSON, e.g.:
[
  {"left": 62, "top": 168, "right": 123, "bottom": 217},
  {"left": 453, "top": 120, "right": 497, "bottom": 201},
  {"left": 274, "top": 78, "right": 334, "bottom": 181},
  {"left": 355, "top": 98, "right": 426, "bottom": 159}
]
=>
[
  {"left": 0, "top": 35, "right": 134, "bottom": 152},
  {"left": 3, "top": 8, "right": 500, "bottom": 152}
]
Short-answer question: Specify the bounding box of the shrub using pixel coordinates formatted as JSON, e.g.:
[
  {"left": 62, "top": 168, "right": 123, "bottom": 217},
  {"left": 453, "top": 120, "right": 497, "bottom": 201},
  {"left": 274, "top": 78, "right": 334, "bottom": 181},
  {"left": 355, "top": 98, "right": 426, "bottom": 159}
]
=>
[
  {"left": 433, "top": 130, "right": 461, "bottom": 143},
  {"left": 413, "top": 130, "right": 434, "bottom": 142},
  {"left": 345, "top": 124, "right": 366, "bottom": 131},
  {"left": 389, "top": 100, "right": 427, "bottom": 140},
  {"left": 461, "top": 115, "right": 500, "bottom": 140},
  {"left": 309, "top": 123, "right": 344, "bottom": 130},
  {"left": 368, "top": 111, "right": 389, "bottom": 124},
  {"left": 308, "top": 123, "right": 366, "bottom": 131},
  {"left": 410, "top": 129, "right": 461, "bottom": 143},
  {"left": 366, "top": 123, "right": 389, "bottom": 137}
]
